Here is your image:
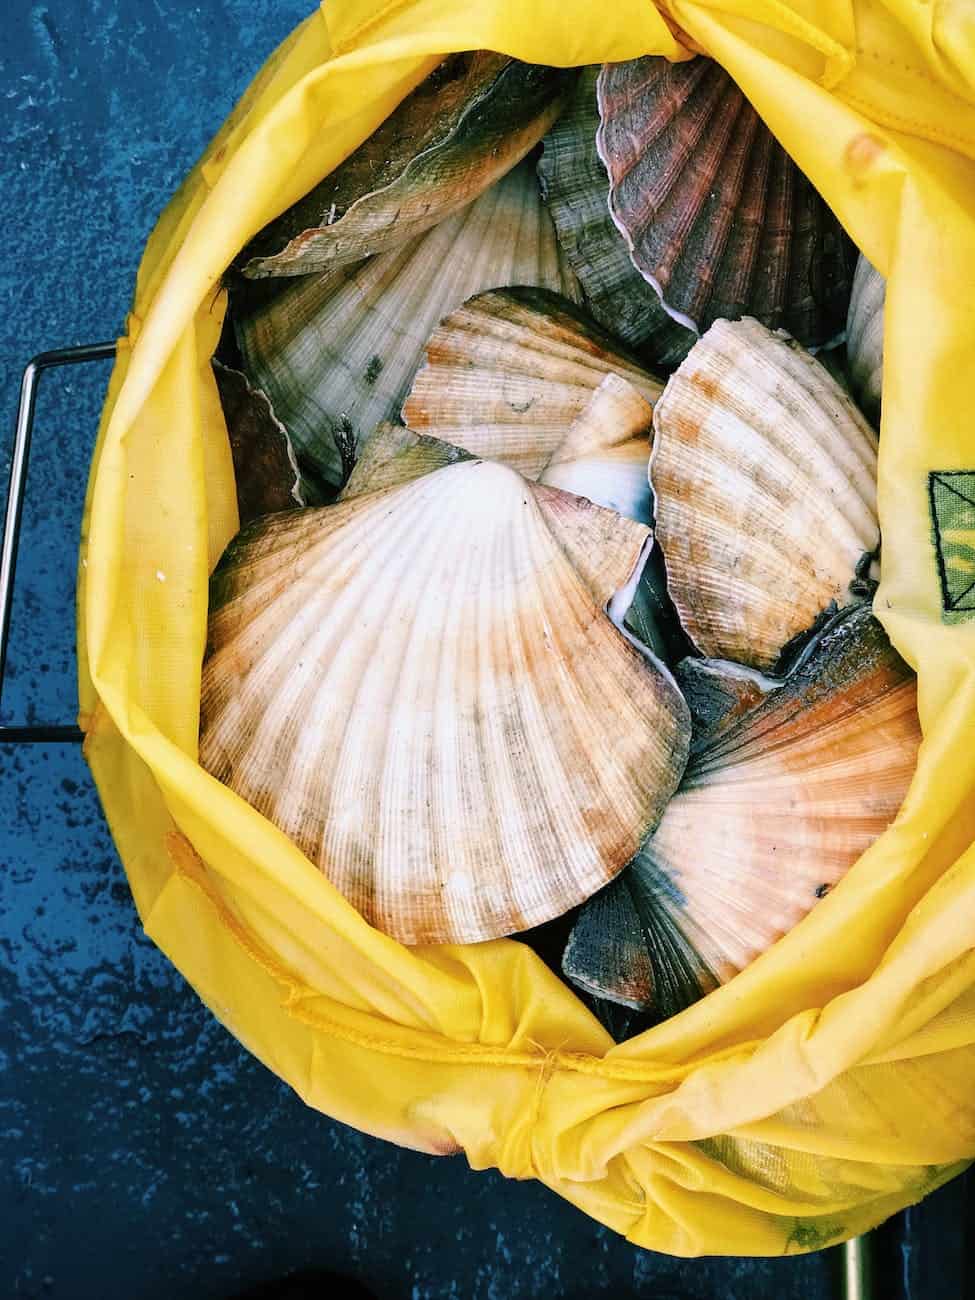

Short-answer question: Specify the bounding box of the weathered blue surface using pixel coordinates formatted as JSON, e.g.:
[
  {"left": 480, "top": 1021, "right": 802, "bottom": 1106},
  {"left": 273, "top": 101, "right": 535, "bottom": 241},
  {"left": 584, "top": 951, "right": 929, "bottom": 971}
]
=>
[{"left": 0, "top": 3, "right": 960, "bottom": 1297}]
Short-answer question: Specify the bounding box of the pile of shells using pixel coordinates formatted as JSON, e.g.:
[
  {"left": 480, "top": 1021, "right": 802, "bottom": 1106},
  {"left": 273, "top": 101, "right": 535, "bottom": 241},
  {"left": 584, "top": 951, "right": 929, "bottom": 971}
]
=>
[{"left": 208, "top": 53, "right": 910, "bottom": 1033}]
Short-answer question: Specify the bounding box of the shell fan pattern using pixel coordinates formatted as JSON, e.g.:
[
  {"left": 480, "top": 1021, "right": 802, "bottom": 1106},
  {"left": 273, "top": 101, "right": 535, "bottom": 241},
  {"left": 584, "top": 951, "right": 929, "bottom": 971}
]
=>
[
  {"left": 597, "top": 56, "right": 858, "bottom": 348},
  {"left": 564, "top": 605, "right": 920, "bottom": 1018},
  {"left": 201, "top": 457, "right": 691, "bottom": 946}
]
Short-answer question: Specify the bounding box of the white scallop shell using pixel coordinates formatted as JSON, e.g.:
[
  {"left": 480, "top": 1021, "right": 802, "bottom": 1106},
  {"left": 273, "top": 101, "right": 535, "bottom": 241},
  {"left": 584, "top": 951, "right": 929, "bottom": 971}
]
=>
[
  {"left": 201, "top": 459, "right": 691, "bottom": 945},
  {"left": 539, "top": 374, "right": 653, "bottom": 523}
]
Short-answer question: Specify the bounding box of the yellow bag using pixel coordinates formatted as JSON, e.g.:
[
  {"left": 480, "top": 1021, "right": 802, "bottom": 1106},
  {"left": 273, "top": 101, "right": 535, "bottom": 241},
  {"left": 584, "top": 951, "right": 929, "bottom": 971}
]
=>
[{"left": 78, "top": 0, "right": 975, "bottom": 1256}]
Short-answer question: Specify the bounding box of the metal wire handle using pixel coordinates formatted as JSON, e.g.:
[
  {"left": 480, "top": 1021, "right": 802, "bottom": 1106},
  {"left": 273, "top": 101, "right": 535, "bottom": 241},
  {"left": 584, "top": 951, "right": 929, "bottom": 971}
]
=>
[
  {"left": 844, "top": 1235, "right": 873, "bottom": 1300},
  {"left": 0, "top": 342, "right": 116, "bottom": 743}
]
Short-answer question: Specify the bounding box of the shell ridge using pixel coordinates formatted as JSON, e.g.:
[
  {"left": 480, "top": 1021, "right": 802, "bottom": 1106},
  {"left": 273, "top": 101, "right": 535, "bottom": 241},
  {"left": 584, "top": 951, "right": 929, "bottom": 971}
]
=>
[
  {"left": 692, "top": 678, "right": 917, "bottom": 779},
  {"left": 501, "top": 494, "right": 601, "bottom": 926},
  {"left": 494, "top": 494, "right": 546, "bottom": 930},
  {"left": 381, "top": 477, "right": 488, "bottom": 939},
  {"left": 269, "top": 480, "right": 459, "bottom": 873},
  {"left": 649, "top": 78, "right": 747, "bottom": 301},
  {"left": 697, "top": 105, "right": 763, "bottom": 318},
  {"left": 531, "top": 489, "right": 690, "bottom": 848},
  {"left": 715, "top": 121, "right": 773, "bottom": 312},
  {"left": 686, "top": 92, "right": 759, "bottom": 304},
  {"left": 433, "top": 485, "right": 496, "bottom": 942},
  {"left": 372, "top": 476, "right": 477, "bottom": 937},
  {"left": 626, "top": 852, "right": 721, "bottom": 1015}
]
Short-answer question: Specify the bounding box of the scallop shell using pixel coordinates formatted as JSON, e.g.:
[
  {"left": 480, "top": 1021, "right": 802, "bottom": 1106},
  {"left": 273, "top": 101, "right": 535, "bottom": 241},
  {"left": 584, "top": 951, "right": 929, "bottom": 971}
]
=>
[
  {"left": 564, "top": 603, "right": 920, "bottom": 1017},
  {"left": 674, "top": 654, "right": 777, "bottom": 752},
  {"left": 651, "top": 317, "right": 879, "bottom": 672},
  {"left": 597, "top": 56, "right": 858, "bottom": 347},
  {"left": 538, "top": 374, "right": 653, "bottom": 523},
  {"left": 402, "top": 286, "right": 662, "bottom": 481},
  {"left": 214, "top": 363, "right": 305, "bottom": 522},
  {"left": 537, "top": 66, "right": 694, "bottom": 368},
  {"left": 338, "top": 421, "right": 474, "bottom": 501},
  {"left": 241, "top": 55, "right": 572, "bottom": 278},
  {"left": 360, "top": 375, "right": 654, "bottom": 525},
  {"left": 201, "top": 459, "right": 691, "bottom": 945},
  {"left": 234, "top": 163, "right": 581, "bottom": 490},
  {"left": 344, "top": 417, "right": 680, "bottom": 657},
  {"left": 846, "top": 254, "right": 885, "bottom": 424}
]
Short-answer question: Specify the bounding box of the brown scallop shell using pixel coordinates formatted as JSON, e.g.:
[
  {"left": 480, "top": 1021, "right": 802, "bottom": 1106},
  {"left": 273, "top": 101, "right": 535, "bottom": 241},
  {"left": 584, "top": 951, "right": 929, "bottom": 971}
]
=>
[
  {"left": 596, "top": 56, "right": 858, "bottom": 348},
  {"left": 563, "top": 604, "right": 920, "bottom": 1017},
  {"left": 240, "top": 54, "right": 572, "bottom": 277},
  {"left": 537, "top": 66, "right": 694, "bottom": 368}
]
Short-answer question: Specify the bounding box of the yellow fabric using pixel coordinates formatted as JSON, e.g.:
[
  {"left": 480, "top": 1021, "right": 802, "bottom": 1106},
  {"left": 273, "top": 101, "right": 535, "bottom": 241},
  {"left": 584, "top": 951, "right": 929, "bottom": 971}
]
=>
[{"left": 79, "top": 0, "right": 975, "bottom": 1256}]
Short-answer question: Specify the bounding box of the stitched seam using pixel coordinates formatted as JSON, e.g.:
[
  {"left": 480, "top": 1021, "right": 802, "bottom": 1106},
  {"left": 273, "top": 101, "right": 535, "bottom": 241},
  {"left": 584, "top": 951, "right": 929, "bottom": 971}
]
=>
[
  {"left": 856, "top": 42, "right": 975, "bottom": 109},
  {"left": 165, "top": 834, "right": 751, "bottom": 1082},
  {"left": 947, "top": 573, "right": 975, "bottom": 609},
  {"left": 932, "top": 473, "right": 975, "bottom": 509},
  {"left": 686, "top": 0, "right": 849, "bottom": 64},
  {"left": 840, "top": 87, "right": 975, "bottom": 152},
  {"left": 525, "top": 1044, "right": 561, "bottom": 1177},
  {"left": 930, "top": 471, "right": 975, "bottom": 616},
  {"left": 170, "top": 836, "right": 540, "bottom": 1069},
  {"left": 930, "top": 473, "right": 954, "bottom": 614}
]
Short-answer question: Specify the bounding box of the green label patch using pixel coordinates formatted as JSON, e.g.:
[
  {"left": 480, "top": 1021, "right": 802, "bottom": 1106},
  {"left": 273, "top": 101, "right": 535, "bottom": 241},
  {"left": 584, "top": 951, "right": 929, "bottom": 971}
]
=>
[{"left": 930, "top": 471, "right": 975, "bottom": 620}]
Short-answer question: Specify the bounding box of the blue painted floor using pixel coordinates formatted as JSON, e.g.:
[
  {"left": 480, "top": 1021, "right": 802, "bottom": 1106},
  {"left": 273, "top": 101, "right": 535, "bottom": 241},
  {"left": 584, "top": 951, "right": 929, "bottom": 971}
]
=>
[{"left": 0, "top": 3, "right": 967, "bottom": 1297}]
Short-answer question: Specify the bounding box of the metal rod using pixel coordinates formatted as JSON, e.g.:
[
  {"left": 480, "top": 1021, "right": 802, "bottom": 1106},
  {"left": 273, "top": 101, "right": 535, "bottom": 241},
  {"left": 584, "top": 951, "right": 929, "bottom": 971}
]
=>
[
  {"left": 843, "top": 1234, "right": 873, "bottom": 1300},
  {"left": 0, "top": 342, "right": 116, "bottom": 740},
  {"left": 0, "top": 724, "right": 85, "bottom": 744}
]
